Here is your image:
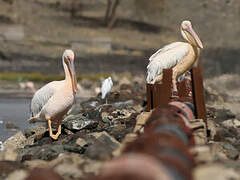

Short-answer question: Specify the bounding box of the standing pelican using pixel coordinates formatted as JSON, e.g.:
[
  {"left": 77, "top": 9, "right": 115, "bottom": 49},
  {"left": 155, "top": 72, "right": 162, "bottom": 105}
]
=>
[
  {"left": 28, "top": 49, "right": 77, "bottom": 140},
  {"left": 146, "top": 20, "right": 203, "bottom": 92},
  {"left": 101, "top": 77, "right": 113, "bottom": 104}
]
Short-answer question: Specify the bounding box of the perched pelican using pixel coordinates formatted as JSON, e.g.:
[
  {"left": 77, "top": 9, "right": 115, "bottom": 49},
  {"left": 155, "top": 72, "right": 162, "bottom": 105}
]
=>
[
  {"left": 146, "top": 20, "right": 203, "bottom": 92},
  {"left": 101, "top": 77, "right": 113, "bottom": 104},
  {"left": 28, "top": 49, "right": 77, "bottom": 140}
]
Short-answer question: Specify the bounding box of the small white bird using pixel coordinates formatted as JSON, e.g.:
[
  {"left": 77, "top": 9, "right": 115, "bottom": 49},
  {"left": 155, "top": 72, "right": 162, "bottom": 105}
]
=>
[
  {"left": 146, "top": 20, "right": 203, "bottom": 93},
  {"left": 101, "top": 77, "right": 113, "bottom": 104},
  {"left": 19, "top": 81, "right": 36, "bottom": 93},
  {"left": 0, "top": 141, "right": 4, "bottom": 152},
  {"left": 28, "top": 49, "right": 77, "bottom": 140}
]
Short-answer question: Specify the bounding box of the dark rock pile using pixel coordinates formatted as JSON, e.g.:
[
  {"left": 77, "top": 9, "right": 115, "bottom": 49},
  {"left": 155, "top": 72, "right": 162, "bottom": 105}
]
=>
[
  {"left": 0, "top": 81, "right": 145, "bottom": 180},
  {"left": 1, "top": 75, "right": 240, "bottom": 180}
]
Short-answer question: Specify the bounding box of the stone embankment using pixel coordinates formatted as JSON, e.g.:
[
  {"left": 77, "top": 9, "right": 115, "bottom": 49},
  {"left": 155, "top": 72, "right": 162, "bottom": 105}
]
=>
[{"left": 1, "top": 74, "right": 240, "bottom": 179}]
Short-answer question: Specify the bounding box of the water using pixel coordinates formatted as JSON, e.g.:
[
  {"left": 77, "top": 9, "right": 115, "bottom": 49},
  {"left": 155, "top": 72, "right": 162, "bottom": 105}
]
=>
[{"left": 0, "top": 98, "right": 33, "bottom": 141}]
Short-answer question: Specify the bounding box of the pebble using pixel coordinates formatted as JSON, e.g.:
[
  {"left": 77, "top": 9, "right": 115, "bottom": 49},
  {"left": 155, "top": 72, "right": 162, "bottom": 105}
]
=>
[
  {"left": 63, "top": 114, "right": 98, "bottom": 131},
  {"left": 5, "top": 121, "right": 20, "bottom": 130}
]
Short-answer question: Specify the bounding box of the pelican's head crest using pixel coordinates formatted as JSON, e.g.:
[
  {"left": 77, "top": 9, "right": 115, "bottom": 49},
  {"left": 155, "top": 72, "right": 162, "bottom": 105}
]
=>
[
  {"left": 180, "top": 20, "right": 203, "bottom": 49},
  {"left": 181, "top": 20, "right": 192, "bottom": 30},
  {"left": 63, "top": 49, "right": 75, "bottom": 62}
]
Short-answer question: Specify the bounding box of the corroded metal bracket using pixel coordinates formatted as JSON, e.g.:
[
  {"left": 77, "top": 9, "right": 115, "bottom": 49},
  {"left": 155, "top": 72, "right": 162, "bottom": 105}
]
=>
[{"left": 146, "top": 57, "right": 207, "bottom": 123}]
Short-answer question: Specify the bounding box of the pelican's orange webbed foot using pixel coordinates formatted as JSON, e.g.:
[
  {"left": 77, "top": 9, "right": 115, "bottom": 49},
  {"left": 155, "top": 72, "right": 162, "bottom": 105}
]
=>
[{"left": 48, "top": 119, "right": 62, "bottom": 140}]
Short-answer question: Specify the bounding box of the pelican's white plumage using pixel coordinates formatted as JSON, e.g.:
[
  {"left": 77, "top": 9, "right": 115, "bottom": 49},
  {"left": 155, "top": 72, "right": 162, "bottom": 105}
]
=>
[
  {"left": 29, "top": 49, "right": 77, "bottom": 140},
  {"left": 147, "top": 42, "right": 189, "bottom": 83},
  {"left": 101, "top": 77, "right": 113, "bottom": 99},
  {"left": 146, "top": 20, "right": 203, "bottom": 91},
  {"left": 30, "top": 81, "right": 63, "bottom": 117}
]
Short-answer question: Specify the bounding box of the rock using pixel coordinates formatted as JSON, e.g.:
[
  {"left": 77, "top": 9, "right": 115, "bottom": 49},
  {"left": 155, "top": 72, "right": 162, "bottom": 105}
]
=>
[
  {"left": 49, "top": 154, "right": 101, "bottom": 179},
  {"left": 80, "top": 79, "right": 92, "bottom": 89},
  {"left": 207, "top": 119, "right": 217, "bottom": 140},
  {"left": 219, "top": 142, "right": 239, "bottom": 160},
  {"left": 67, "top": 104, "right": 83, "bottom": 115},
  {"left": 63, "top": 128, "right": 74, "bottom": 135},
  {"left": 215, "top": 108, "right": 235, "bottom": 122},
  {"left": 191, "top": 146, "right": 214, "bottom": 164},
  {"left": 194, "top": 164, "right": 240, "bottom": 180},
  {"left": 81, "top": 98, "right": 100, "bottom": 109},
  {"left": 5, "top": 121, "right": 19, "bottom": 130},
  {"left": 76, "top": 83, "right": 95, "bottom": 98},
  {"left": 210, "top": 142, "right": 239, "bottom": 160},
  {"left": 0, "top": 146, "right": 18, "bottom": 161},
  {"left": 214, "top": 126, "right": 235, "bottom": 142},
  {"left": 3, "top": 131, "right": 31, "bottom": 149},
  {"left": 82, "top": 159, "right": 102, "bottom": 175},
  {"left": 97, "top": 104, "right": 138, "bottom": 141},
  {"left": 112, "top": 133, "right": 137, "bottom": 157},
  {"left": 25, "top": 168, "right": 64, "bottom": 180},
  {"left": 76, "top": 138, "right": 88, "bottom": 147},
  {"left": 221, "top": 119, "right": 240, "bottom": 129},
  {"left": 111, "top": 108, "right": 135, "bottom": 120},
  {"left": 119, "top": 77, "right": 131, "bottom": 86},
  {"left": 0, "top": 161, "right": 25, "bottom": 180},
  {"left": 192, "top": 119, "right": 208, "bottom": 145},
  {"left": 50, "top": 153, "right": 85, "bottom": 167},
  {"left": 111, "top": 100, "right": 134, "bottom": 109},
  {"left": 101, "top": 111, "right": 110, "bottom": 123},
  {"left": 109, "top": 124, "right": 129, "bottom": 141},
  {"left": 85, "top": 131, "right": 120, "bottom": 160},
  {"left": 134, "top": 111, "right": 152, "bottom": 133},
  {"left": 63, "top": 114, "right": 98, "bottom": 131},
  {"left": 24, "top": 128, "right": 35, "bottom": 138},
  {"left": 205, "top": 87, "right": 224, "bottom": 104},
  {"left": 24, "top": 153, "right": 102, "bottom": 179},
  {"left": 23, "top": 126, "right": 47, "bottom": 141},
  {"left": 18, "top": 144, "right": 66, "bottom": 161},
  {"left": 24, "top": 159, "right": 49, "bottom": 169},
  {"left": 54, "top": 163, "right": 82, "bottom": 179},
  {"left": 206, "top": 106, "right": 217, "bottom": 119},
  {"left": 106, "top": 91, "right": 134, "bottom": 105},
  {"left": 235, "top": 113, "right": 240, "bottom": 120},
  {"left": 54, "top": 157, "right": 101, "bottom": 179},
  {"left": 5, "top": 170, "right": 28, "bottom": 180},
  {"left": 63, "top": 144, "right": 85, "bottom": 154},
  {"left": 193, "top": 131, "right": 208, "bottom": 145}
]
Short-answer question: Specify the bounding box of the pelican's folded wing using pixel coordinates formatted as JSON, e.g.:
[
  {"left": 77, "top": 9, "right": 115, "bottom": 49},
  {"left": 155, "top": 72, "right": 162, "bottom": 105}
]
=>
[
  {"left": 149, "top": 42, "right": 184, "bottom": 61},
  {"left": 30, "top": 81, "right": 63, "bottom": 117},
  {"left": 146, "top": 42, "right": 189, "bottom": 83}
]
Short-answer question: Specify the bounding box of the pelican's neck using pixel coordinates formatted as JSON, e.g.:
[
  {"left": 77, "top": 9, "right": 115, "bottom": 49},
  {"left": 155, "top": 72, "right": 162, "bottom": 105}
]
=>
[
  {"left": 63, "top": 59, "right": 72, "bottom": 83},
  {"left": 181, "top": 28, "right": 199, "bottom": 48}
]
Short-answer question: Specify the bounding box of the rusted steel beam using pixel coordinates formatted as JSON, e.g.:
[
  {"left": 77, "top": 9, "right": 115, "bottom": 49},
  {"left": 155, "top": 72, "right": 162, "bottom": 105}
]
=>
[
  {"left": 191, "top": 57, "right": 207, "bottom": 123},
  {"left": 158, "top": 69, "right": 172, "bottom": 108},
  {"left": 145, "top": 57, "right": 206, "bottom": 123},
  {"left": 146, "top": 83, "right": 154, "bottom": 111},
  {"left": 145, "top": 104, "right": 195, "bottom": 146}
]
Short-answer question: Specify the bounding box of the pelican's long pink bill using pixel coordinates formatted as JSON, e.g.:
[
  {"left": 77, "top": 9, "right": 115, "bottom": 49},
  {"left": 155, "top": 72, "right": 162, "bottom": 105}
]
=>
[
  {"left": 186, "top": 25, "right": 203, "bottom": 49},
  {"left": 68, "top": 60, "right": 77, "bottom": 93}
]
